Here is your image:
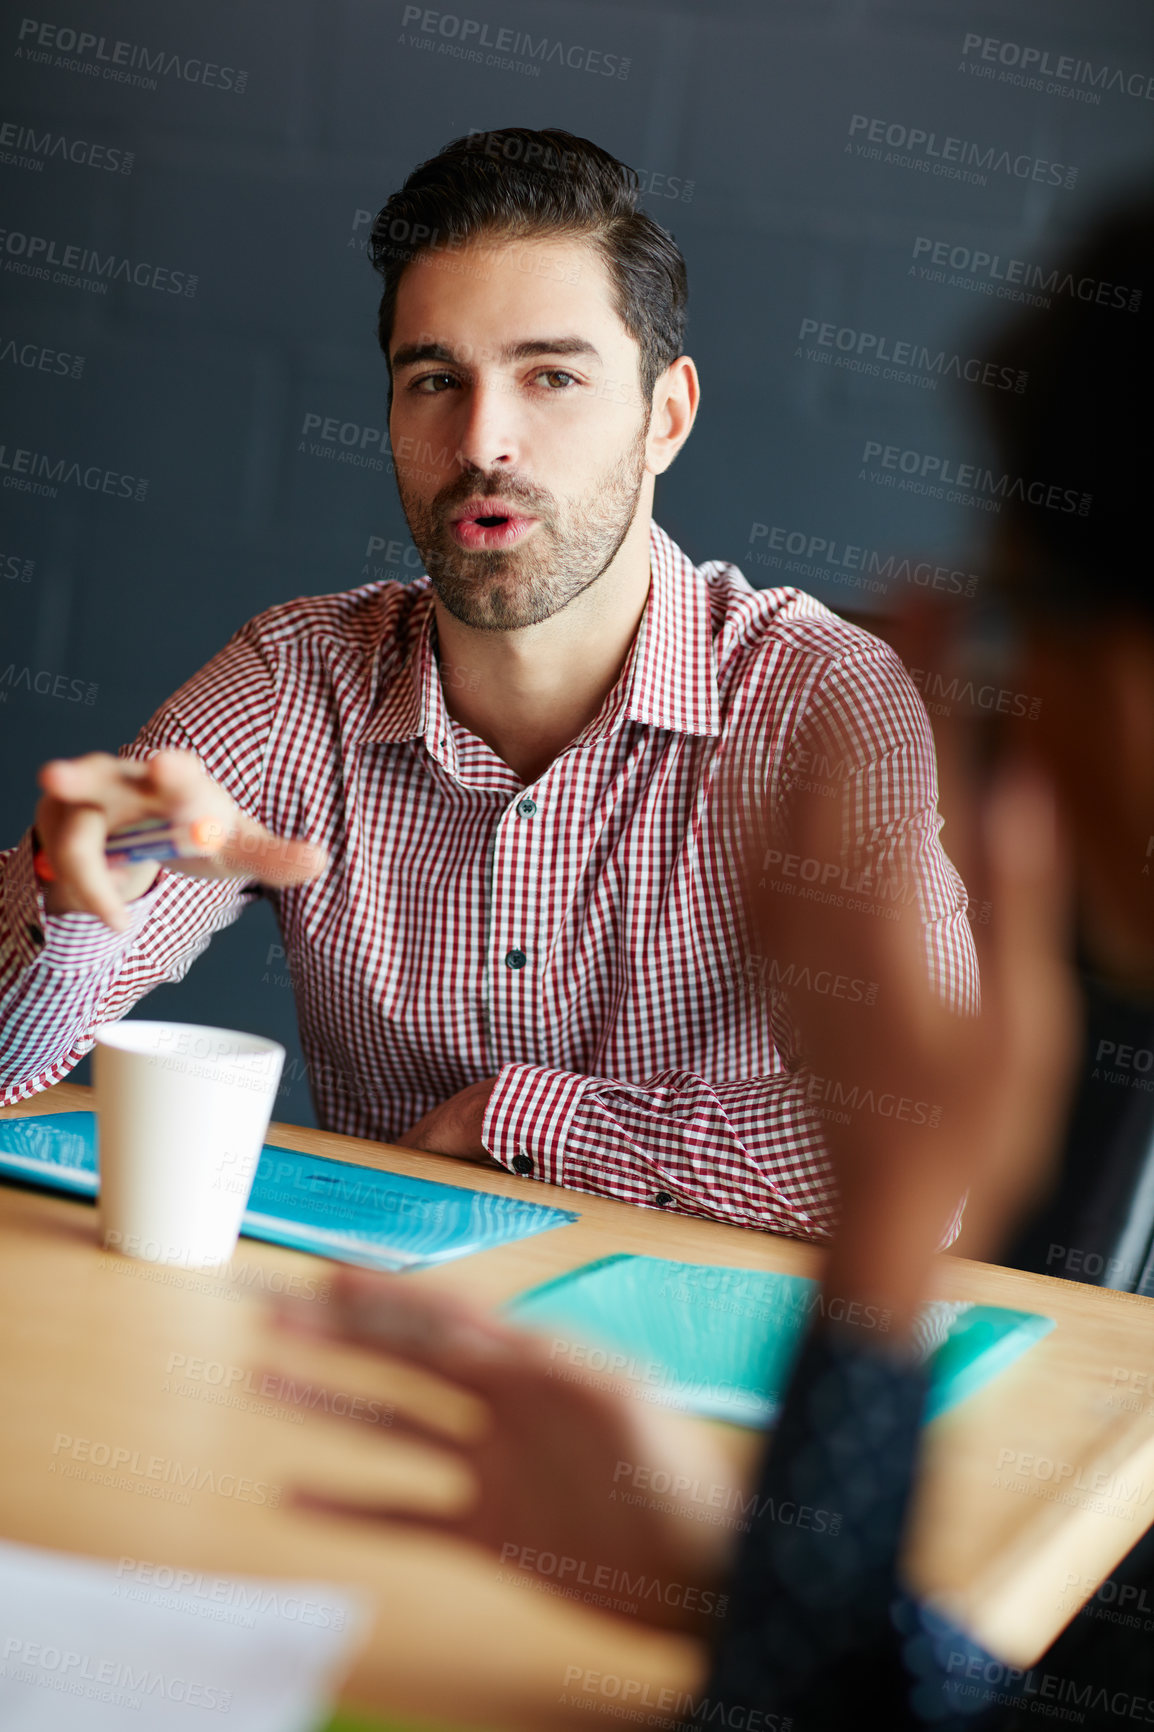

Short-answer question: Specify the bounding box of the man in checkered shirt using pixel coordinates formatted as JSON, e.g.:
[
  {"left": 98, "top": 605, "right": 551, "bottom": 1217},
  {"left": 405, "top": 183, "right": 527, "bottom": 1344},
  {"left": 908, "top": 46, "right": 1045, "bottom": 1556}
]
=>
[{"left": 0, "top": 128, "right": 977, "bottom": 1239}]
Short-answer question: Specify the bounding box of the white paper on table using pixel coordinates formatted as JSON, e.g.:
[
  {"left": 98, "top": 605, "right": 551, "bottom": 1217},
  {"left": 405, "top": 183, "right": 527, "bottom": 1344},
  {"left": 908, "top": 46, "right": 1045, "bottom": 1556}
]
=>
[{"left": 0, "top": 1538, "right": 371, "bottom": 1730}]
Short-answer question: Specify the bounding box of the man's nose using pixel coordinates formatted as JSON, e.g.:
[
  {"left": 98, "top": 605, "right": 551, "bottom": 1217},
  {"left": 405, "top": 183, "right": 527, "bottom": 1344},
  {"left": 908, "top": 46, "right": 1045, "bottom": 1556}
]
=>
[{"left": 454, "top": 378, "right": 517, "bottom": 471}]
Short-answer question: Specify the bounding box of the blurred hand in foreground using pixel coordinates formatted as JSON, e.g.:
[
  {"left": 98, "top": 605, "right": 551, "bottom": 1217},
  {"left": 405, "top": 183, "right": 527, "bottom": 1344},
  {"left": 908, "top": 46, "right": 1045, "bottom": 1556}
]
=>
[{"left": 270, "top": 1271, "right": 740, "bottom": 1635}]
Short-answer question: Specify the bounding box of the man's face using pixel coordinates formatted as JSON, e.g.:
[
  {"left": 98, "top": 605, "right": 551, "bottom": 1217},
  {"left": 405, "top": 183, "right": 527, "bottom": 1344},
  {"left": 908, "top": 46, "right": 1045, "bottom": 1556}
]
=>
[{"left": 388, "top": 233, "right": 652, "bottom": 631}]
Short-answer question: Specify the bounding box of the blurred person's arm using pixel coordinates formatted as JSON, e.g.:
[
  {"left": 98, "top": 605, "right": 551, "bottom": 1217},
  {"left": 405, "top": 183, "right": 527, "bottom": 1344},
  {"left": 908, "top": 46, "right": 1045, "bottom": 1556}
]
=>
[{"left": 698, "top": 754, "right": 1074, "bottom": 1726}]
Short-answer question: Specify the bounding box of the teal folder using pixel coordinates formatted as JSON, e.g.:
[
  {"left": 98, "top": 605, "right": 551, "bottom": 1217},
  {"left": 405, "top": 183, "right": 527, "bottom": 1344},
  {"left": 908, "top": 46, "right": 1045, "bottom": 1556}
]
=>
[
  {"left": 507, "top": 1254, "right": 1054, "bottom": 1424},
  {"left": 0, "top": 1111, "right": 575, "bottom": 1271}
]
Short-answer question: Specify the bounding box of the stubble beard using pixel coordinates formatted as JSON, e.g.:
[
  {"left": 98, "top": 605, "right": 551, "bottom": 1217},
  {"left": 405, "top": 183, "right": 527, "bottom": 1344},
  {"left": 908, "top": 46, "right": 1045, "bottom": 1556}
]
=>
[{"left": 397, "top": 416, "right": 651, "bottom": 632}]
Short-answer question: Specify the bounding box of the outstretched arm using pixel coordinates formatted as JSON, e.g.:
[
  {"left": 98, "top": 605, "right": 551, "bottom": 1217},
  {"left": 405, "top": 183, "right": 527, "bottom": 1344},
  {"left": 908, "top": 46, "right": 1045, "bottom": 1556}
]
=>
[{"left": 0, "top": 623, "right": 327, "bottom": 1102}]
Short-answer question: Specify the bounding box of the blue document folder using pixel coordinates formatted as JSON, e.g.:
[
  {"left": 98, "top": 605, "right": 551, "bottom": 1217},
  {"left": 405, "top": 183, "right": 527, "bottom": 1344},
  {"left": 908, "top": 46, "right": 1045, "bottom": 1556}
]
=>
[
  {"left": 507, "top": 1254, "right": 1054, "bottom": 1425},
  {"left": 0, "top": 1111, "right": 576, "bottom": 1271}
]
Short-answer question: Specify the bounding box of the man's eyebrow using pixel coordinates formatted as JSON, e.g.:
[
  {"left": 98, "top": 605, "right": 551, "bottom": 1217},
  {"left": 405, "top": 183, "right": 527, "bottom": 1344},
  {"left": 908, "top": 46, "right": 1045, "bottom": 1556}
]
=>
[
  {"left": 503, "top": 338, "right": 602, "bottom": 364},
  {"left": 391, "top": 336, "right": 603, "bottom": 371}
]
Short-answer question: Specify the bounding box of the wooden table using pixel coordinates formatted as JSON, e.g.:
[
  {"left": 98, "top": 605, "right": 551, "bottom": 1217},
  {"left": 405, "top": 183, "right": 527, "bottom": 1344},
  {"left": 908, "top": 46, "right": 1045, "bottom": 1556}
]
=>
[{"left": 3, "top": 1083, "right": 1154, "bottom": 1727}]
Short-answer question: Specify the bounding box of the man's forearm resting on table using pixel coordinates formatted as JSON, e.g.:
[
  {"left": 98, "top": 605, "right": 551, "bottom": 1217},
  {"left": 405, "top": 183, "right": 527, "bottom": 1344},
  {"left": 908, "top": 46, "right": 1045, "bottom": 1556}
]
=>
[
  {"left": 483, "top": 1061, "right": 966, "bottom": 1245},
  {"left": 482, "top": 1060, "right": 836, "bottom": 1232}
]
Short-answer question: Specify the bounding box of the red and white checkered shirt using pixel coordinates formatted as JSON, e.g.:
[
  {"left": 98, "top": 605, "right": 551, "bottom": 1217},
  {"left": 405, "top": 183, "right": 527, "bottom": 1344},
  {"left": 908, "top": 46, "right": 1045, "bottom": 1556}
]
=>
[{"left": 0, "top": 522, "right": 977, "bottom": 1240}]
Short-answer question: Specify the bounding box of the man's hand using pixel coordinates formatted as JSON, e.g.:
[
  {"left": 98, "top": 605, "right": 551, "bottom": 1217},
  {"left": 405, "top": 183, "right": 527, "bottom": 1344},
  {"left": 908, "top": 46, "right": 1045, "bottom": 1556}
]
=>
[
  {"left": 395, "top": 1077, "right": 498, "bottom": 1162},
  {"left": 34, "top": 748, "right": 329, "bottom": 931}
]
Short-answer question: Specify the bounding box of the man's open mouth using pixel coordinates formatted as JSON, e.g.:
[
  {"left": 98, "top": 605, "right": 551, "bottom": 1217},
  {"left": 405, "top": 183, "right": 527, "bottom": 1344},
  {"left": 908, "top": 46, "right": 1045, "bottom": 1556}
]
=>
[{"left": 449, "top": 507, "right": 540, "bottom": 550}]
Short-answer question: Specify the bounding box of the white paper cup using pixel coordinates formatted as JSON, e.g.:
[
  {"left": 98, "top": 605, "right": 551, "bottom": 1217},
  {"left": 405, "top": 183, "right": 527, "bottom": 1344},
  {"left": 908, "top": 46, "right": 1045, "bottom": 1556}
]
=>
[{"left": 94, "top": 1020, "right": 285, "bottom": 1267}]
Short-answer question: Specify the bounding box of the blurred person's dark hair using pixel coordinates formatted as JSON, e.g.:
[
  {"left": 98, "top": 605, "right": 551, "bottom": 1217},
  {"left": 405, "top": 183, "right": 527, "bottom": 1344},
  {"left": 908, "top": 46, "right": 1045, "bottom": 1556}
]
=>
[
  {"left": 368, "top": 126, "right": 689, "bottom": 406},
  {"left": 982, "top": 192, "right": 1154, "bottom": 623}
]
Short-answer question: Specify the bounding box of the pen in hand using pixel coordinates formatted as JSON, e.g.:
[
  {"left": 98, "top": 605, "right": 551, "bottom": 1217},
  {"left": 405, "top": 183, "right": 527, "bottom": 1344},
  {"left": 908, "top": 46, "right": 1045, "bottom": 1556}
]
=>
[
  {"left": 32, "top": 816, "right": 228, "bottom": 883},
  {"left": 32, "top": 748, "right": 330, "bottom": 931}
]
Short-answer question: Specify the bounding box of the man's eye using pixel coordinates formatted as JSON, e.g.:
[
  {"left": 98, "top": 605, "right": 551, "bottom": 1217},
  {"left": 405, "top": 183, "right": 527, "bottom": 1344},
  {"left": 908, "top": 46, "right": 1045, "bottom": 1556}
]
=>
[
  {"left": 412, "top": 373, "right": 458, "bottom": 393},
  {"left": 534, "top": 369, "right": 578, "bottom": 389}
]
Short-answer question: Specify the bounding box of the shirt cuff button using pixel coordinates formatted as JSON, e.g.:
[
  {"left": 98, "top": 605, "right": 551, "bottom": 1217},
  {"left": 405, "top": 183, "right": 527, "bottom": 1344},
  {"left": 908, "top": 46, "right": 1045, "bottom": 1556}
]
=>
[
  {"left": 653, "top": 1190, "right": 673, "bottom": 1206},
  {"left": 512, "top": 1153, "right": 534, "bottom": 1175}
]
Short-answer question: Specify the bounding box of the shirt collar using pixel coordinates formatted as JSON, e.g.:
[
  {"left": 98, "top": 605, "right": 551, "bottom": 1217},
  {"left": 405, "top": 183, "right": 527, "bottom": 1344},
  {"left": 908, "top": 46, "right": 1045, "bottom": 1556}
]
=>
[
  {"left": 359, "top": 584, "right": 441, "bottom": 751},
  {"left": 360, "top": 519, "right": 721, "bottom": 752},
  {"left": 592, "top": 520, "right": 720, "bottom": 741}
]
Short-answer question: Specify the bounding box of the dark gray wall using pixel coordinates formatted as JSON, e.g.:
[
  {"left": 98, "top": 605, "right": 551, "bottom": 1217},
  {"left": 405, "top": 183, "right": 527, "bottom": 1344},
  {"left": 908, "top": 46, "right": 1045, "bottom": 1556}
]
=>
[{"left": 2, "top": 0, "right": 1151, "bottom": 1122}]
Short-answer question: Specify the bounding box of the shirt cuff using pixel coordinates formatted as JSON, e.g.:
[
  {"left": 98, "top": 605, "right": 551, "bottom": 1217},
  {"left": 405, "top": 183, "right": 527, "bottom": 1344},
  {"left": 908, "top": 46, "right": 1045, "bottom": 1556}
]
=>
[
  {"left": 4, "top": 828, "right": 165, "bottom": 975},
  {"left": 482, "top": 1062, "right": 592, "bottom": 1185}
]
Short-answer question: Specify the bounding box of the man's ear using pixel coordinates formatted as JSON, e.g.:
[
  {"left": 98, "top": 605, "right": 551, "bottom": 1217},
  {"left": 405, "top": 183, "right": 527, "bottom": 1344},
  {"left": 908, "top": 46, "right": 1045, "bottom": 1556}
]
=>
[{"left": 646, "top": 356, "right": 700, "bottom": 476}]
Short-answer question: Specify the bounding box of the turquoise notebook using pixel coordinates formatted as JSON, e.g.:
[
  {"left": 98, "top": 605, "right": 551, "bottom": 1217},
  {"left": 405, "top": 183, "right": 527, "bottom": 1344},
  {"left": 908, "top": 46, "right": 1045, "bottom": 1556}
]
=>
[
  {"left": 0, "top": 1111, "right": 575, "bottom": 1271},
  {"left": 507, "top": 1254, "right": 1054, "bottom": 1425}
]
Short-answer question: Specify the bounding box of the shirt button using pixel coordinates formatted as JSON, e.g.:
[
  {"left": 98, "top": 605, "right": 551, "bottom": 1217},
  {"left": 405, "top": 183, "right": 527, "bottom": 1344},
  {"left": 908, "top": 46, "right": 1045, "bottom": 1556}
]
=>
[
  {"left": 516, "top": 797, "right": 537, "bottom": 818},
  {"left": 512, "top": 1153, "right": 534, "bottom": 1175},
  {"left": 505, "top": 948, "right": 527, "bottom": 970},
  {"left": 653, "top": 1191, "right": 674, "bottom": 1207}
]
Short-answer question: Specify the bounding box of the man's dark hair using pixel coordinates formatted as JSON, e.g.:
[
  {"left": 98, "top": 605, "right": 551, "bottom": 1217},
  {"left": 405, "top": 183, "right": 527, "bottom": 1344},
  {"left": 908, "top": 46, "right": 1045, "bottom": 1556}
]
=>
[
  {"left": 369, "top": 127, "right": 689, "bottom": 405},
  {"left": 982, "top": 193, "right": 1154, "bottom": 624}
]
